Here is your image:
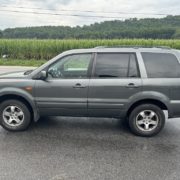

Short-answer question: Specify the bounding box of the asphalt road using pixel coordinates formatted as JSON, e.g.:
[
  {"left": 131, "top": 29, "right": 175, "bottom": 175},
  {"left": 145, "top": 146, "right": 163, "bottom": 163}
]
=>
[
  {"left": 0, "top": 66, "right": 180, "bottom": 180},
  {"left": 0, "top": 66, "right": 35, "bottom": 74}
]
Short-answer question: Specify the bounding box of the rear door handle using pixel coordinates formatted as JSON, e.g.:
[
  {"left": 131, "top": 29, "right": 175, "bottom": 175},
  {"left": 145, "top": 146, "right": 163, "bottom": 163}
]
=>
[
  {"left": 126, "top": 83, "right": 139, "bottom": 88},
  {"left": 73, "top": 83, "right": 86, "bottom": 89}
]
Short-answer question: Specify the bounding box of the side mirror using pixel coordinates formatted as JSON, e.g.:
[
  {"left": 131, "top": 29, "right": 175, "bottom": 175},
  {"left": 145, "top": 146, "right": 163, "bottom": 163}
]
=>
[{"left": 39, "top": 71, "right": 47, "bottom": 80}]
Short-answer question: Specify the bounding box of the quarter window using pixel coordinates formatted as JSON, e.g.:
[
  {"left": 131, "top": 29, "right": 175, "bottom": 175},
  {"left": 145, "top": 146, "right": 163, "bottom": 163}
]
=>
[
  {"left": 142, "top": 52, "right": 180, "bottom": 78},
  {"left": 94, "top": 53, "right": 139, "bottom": 78}
]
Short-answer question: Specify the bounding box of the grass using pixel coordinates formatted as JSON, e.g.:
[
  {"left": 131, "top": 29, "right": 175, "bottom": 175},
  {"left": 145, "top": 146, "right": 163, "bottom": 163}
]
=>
[
  {"left": 0, "top": 39, "right": 180, "bottom": 60},
  {"left": 0, "top": 38, "right": 180, "bottom": 66},
  {"left": 0, "top": 59, "right": 46, "bottom": 67}
]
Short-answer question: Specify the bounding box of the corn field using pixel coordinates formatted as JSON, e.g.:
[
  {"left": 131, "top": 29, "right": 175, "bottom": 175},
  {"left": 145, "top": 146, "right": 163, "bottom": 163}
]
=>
[{"left": 0, "top": 39, "right": 180, "bottom": 60}]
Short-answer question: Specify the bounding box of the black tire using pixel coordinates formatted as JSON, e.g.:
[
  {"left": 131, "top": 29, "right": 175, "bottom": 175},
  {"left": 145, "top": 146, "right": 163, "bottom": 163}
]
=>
[
  {"left": 0, "top": 100, "right": 31, "bottom": 131},
  {"left": 128, "top": 104, "right": 165, "bottom": 137}
]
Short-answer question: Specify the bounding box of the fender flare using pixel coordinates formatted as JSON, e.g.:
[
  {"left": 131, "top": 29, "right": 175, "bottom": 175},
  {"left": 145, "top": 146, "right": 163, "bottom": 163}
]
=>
[
  {"left": 126, "top": 91, "right": 172, "bottom": 116},
  {"left": 0, "top": 87, "right": 40, "bottom": 122}
]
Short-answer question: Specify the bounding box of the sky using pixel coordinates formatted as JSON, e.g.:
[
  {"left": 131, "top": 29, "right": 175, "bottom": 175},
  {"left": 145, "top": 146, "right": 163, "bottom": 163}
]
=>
[{"left": 0, "top": 0, "right": 180, "bottom": 29}]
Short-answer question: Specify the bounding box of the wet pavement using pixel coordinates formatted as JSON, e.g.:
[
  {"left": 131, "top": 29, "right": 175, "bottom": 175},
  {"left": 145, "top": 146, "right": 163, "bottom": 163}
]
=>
[
  {"left": 0, "top": 117, "right": 180, "bottom": 180},
  {"left": 0, "top": 67, "right": 180, "bottom": 180}
]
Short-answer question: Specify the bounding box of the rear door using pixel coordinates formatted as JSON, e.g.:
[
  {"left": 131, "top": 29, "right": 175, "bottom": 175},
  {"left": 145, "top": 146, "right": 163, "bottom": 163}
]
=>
[{"left": 88, "top": 52, "right": 142, "bottom": 117}]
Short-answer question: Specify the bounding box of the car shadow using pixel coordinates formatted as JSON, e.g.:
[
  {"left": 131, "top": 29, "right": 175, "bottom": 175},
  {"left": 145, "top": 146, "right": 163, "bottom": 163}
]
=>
[{"left": 31, "top": 116, "right": 130, "bottom": 133}]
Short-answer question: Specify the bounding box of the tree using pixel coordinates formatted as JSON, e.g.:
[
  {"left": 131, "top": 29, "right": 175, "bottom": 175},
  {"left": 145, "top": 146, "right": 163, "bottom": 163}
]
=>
[
  {"left": 0, "top": 30, "right": 3, "bottom": 38},
  {"left": 1, "top": 15, "right": 180, "bottom": 39}
]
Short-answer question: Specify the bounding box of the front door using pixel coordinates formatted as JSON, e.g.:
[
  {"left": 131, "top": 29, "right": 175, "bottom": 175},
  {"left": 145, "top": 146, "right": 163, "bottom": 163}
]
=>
[
  {"left": 88, "top": 52, "right": 142, "bottom": 117},
  {"left": 35, "top": 53, "right": 92, "bottom": 116}
]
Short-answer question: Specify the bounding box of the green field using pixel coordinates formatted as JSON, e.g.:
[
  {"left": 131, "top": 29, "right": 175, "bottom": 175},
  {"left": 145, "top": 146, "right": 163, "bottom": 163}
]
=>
[{"left": 0, "top": 39, "right": 180, "bottom": 65}]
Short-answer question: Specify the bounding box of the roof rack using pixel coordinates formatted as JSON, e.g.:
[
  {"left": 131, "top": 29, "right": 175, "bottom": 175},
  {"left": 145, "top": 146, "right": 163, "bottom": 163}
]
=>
[{"left": 94, "top": 45, "right": 171, "bottom": 49}]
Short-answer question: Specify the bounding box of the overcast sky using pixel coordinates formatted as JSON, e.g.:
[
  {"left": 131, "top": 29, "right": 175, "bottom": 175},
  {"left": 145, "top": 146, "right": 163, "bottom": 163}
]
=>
[{"left": 0, "top": 0, "right": 179, "bottom": 29}]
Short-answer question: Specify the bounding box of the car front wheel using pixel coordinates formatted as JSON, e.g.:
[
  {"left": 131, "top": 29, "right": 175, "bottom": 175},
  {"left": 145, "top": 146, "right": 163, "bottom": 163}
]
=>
[
  {"left": 128, "top": 104, "right": 165, "bottom": 137},
  {"left": 0, "top": 100, "right": 31, "bottom": 131}
]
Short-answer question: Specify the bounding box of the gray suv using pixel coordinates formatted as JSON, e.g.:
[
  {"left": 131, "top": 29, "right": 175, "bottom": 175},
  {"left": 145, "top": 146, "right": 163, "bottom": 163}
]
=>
[{"left": 0, "top": 46, "right": 180, "bottom": 137}]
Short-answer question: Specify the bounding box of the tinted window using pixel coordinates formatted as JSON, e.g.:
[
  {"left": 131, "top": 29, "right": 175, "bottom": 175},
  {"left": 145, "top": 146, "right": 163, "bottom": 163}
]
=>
[
  {"left": 142, "top": 52, "right": 180, "bottom": 78},
  {"left": 129, "top": 54, "right": 139, "bottom": 78},
  {"left": 48, "top": 54, "right": 92, "bottom": 79},
  {"left": 94, "top": 53, "right": 139, "bottom": 78}
]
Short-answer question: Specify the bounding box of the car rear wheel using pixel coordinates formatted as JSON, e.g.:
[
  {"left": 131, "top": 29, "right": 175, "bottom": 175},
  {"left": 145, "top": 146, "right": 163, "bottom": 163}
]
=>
[
  {"left": 0, "top": 100, "right": 31, "bottom": 131},
  {"left": 128, "top": 104, "right": 165, "bottom": 137}
]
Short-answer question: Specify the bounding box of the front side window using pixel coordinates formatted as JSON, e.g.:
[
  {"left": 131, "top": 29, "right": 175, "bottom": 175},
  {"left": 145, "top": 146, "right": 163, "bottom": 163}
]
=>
[
  {"left": 142, "top": 52, "right": 180, "bottom": 78},
  {"left": 94, "top": 53, "right": 139, "bottom": 78},
  {"left": 48, "top": 54, "right": 92, "bottom": 79}
]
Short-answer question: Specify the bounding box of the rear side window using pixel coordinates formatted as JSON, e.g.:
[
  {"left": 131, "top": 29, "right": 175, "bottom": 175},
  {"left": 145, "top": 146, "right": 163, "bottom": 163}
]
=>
[
  {"left": 94, "top": 53, "right": 139, "bottom": 78},
  {"left": 142, "top": 52, "right": 180, "bottom": 78}
]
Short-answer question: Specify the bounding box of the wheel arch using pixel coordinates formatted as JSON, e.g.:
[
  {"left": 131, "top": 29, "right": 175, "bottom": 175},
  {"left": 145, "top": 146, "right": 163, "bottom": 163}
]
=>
[
  {"left": 0, "top": 92, "right": 39, "bottom": 122},
  {"left": 0, "top": 94, "right": 33, "bottom": 115},
  {"left": 127, "top": 99, "right": 168, "bottom": 118}
]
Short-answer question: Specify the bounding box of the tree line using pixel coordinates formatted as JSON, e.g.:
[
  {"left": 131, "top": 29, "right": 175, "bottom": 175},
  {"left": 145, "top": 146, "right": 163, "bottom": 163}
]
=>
[{"left": 0, "top": 15, "right": 180, "bottom": 39}]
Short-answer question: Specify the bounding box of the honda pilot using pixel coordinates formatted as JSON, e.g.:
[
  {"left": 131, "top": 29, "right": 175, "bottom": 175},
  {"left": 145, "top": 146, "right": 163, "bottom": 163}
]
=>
[{"left": 0, "top": 46, "right": 180, "bottom": 137}]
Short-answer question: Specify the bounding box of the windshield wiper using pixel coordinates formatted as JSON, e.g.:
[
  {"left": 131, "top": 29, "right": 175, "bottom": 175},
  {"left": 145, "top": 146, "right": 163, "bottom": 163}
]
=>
[{"left": 24, "top": 69, "right": 34, "bottom": 75}]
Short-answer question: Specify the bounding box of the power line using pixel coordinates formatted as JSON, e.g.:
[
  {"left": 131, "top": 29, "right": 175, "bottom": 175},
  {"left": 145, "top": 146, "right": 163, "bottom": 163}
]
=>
[
  {"left": 0, "top": 4, "right": 173, "bottom": 16},
  {"left": 0, "top": 13, "right": 61, "bottom": 24},
  {"left": 0, "top": 11, "right": 96, "bottom": 25},
  {"left": 0, "top": 9, "right": 126, "bottom": 19}
]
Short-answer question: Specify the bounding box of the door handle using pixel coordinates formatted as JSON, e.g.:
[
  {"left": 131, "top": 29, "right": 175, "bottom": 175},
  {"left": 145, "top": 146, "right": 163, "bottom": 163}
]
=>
[
  {"left": 126, "top": 83, "right": 139, "bottom": 88},
  {"left": 73, "top": 83, "right": 86, "bottom": 89}
]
